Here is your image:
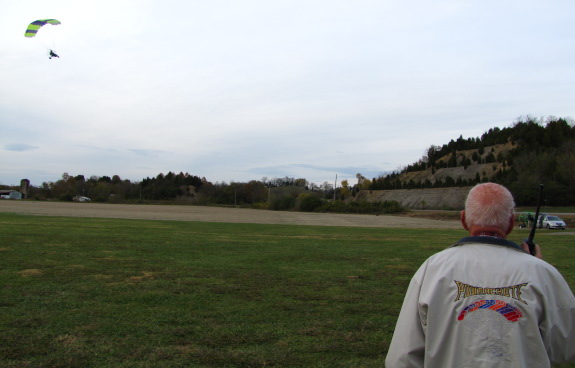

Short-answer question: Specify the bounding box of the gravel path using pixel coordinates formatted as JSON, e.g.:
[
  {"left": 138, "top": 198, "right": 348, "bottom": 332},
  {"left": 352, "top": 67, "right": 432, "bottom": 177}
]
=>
[{"left": 0, "top": 200, "right": 462, "bottom": 229}]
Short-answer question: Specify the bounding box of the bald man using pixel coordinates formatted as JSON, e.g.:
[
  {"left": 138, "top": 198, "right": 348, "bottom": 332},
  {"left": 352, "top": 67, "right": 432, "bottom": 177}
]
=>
[{"left": 385, "top": 183, "right": 575, "bottom": 368}]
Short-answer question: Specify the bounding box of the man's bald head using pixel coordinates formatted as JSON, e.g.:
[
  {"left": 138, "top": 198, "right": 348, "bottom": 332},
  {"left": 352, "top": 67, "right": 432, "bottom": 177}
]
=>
[{"left": 463, "top": 183, "right": 515, "bottom": 235}]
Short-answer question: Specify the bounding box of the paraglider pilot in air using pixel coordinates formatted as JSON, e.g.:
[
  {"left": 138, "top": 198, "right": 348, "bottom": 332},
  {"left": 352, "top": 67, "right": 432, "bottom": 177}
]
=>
[{"left": 24, "top": 19, "right": 62, "bottom": 59}]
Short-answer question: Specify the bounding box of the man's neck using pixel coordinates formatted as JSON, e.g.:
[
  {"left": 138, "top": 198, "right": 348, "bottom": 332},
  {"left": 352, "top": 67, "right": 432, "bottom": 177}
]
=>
[{"left": 469, "top": 226, "right": 507, "bottom": 239}]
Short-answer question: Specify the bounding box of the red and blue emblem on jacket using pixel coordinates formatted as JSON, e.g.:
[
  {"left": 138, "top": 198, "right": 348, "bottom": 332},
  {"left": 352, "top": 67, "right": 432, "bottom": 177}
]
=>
[{"left": 458, "top": 299, "right": 523, "bottom": 322}]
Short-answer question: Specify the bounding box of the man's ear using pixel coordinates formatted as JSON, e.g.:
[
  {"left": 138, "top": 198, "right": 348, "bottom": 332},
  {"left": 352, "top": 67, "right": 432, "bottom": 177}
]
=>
[
  {"left": 461, "top": 210, "right": 469, "bottom": 231},
  {"left": 506, "top": 215, "right": 514, "bottom": 235}
]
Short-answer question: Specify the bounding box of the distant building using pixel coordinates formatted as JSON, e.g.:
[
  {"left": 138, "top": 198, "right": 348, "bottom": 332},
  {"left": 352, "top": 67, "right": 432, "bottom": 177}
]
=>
[{"left": 0, "top": 190, "right": 23, "bottom": 199}]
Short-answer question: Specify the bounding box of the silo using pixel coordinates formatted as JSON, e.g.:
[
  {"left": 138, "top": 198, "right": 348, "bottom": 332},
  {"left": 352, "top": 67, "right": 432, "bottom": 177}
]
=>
[{"left": 20, "top": 179, "right": 30, "bottom": 199}]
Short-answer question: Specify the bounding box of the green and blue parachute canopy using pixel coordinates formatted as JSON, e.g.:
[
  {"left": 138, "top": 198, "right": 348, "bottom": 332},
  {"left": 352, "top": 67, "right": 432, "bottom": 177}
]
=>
[{"left": 24, "top": 19, "right": 61, "bottom": 38}]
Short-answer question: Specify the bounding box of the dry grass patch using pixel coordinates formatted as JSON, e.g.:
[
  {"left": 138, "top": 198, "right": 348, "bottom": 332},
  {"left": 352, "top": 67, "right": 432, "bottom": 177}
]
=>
[
  {"left": 18, "top": 268, "right": 43, "bottom": 277},
  {"left": 92, "top": 274, "right": 114, "bottom": 281},
  {"left": 55, "top": 334, "right": 81, "bottom": 346},
  {"left": 385, "top": 264, "right": 412, "bottom": 271},
  {"left": 127, "top": 271, "right": 157, "bottom": 283}
]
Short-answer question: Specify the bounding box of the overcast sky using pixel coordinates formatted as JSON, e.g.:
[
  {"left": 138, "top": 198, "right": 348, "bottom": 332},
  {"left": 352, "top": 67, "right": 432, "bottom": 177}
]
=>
[{"left": 1, "top": 1, "right": 574, "bottom": 187}]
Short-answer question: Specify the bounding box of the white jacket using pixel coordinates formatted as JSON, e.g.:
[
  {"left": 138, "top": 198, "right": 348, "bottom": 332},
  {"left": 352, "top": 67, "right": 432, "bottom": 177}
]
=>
[{"left": 385, "top": 238, "right": 575, "bottom": 368}]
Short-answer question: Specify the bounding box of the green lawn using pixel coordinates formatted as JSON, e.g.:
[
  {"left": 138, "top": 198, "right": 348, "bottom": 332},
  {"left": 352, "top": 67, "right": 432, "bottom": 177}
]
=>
[{"left": 1, "top": 213, "right": 573, "bottom": 367}]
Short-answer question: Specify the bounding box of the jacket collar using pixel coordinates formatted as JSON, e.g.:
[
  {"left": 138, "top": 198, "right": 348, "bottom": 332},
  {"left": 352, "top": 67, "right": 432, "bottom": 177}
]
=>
[{"left": 452, "top": 236, "right": 526, "bottom": 253}]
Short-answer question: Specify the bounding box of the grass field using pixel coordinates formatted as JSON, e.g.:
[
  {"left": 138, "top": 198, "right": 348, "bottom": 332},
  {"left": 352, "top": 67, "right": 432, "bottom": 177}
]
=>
[{"left": 1, "top": 212, "right": 574, "bottom": 367}]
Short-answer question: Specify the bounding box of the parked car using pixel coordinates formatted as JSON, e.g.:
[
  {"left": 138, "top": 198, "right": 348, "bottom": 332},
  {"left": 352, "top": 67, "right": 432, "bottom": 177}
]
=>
[
  {"left": 73, "top": 195, "right": 91, "bottom": 202},
  {"left": 539, "top": 215, "right": 566, "bottom": 230}
]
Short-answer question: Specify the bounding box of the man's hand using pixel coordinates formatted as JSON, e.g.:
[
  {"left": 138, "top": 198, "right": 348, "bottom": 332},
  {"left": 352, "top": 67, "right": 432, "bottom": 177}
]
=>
[{"left": 522, "top": 242, "right": 543, "bottom": 259}]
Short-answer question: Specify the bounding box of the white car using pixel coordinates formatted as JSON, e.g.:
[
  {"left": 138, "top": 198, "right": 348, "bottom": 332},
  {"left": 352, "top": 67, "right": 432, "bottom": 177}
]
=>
[{"left": 540, "top": 215, "right": 566, "bottom": 230}]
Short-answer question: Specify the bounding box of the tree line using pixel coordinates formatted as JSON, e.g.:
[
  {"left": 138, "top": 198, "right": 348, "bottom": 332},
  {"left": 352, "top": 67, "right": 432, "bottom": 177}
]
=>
[
  {"left": 8, "top": 171, "right": 401, "bottom": 214},
  {"left": 19, "top": 172, "right": 306, "bottom": 204}
]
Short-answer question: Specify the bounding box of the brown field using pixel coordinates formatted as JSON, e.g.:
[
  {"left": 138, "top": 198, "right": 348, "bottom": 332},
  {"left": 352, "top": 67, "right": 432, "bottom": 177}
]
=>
[{"left": 0, "top": 200, "right": 463, "bottom": 229}]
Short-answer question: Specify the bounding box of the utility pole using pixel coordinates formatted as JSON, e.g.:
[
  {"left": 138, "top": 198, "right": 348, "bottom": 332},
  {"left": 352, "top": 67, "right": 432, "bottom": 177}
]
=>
[{"left": 333, "top": 174, "right": 337, "bottom": 201}]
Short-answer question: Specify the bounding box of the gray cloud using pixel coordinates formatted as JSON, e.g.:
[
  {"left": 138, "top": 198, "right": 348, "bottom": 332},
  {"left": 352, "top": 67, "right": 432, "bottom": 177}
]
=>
[{"left": 5, "top": 143, "right": 39, "bottom": 152}]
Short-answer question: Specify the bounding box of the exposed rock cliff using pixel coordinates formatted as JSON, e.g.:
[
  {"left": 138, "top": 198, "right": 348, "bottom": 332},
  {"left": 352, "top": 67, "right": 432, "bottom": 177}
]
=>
[{"left": 355, "top": 187, "right": 473, "bottom": 210}]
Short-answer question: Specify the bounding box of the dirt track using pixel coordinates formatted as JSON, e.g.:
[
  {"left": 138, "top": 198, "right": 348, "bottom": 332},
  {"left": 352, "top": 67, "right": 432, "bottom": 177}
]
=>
[{"left": 0, "top": 200, "right": 462, "bottom": 229}]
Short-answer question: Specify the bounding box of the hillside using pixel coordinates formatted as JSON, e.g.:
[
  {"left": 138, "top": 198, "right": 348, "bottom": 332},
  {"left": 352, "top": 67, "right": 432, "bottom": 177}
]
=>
[
  {"left": 369, "top": 117, "right": 575, "bottom": 206},
  {"left": 400, "top": 142, "right": 515, "bottom": 185}
]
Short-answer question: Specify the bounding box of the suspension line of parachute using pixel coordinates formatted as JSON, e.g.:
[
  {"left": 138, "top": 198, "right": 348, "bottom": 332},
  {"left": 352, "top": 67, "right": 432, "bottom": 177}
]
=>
[{"left": 24, "top": 19, "right": 61, "bottom": 38}]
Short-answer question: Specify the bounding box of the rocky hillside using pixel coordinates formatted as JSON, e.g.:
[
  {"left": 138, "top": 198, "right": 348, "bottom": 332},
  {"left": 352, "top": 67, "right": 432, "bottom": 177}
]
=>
[
  {"left": 399, "top": 141, "right": 516, "bottom": 186},
  {"left": 356, "top": 187, "right": 472, "bottom": 210}
]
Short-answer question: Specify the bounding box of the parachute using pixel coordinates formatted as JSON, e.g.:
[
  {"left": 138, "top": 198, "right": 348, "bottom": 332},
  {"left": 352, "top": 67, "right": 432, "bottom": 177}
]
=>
[{"left": 24, "top": 19, "right": 61, "bottom": 38}]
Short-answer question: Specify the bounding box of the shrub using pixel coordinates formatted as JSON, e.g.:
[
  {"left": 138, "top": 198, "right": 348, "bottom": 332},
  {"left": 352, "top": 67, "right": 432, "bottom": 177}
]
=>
[
  {"left": 318, "top": 200, "right": 403, "bottom": 214},
  {"left": 269, "top": 196, "right": 296, "bottom": 211},
  {"left": 251, "top": 201, "right": 269, "bottom": 210},
  {"left": 297, "top": 193, "right": 324, "bottom": 212}
]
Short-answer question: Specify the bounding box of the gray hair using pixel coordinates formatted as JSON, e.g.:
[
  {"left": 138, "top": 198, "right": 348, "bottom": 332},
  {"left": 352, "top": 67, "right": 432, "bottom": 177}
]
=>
[{"left": 465, "top": 183, "right": 515, "bottom": 230}]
